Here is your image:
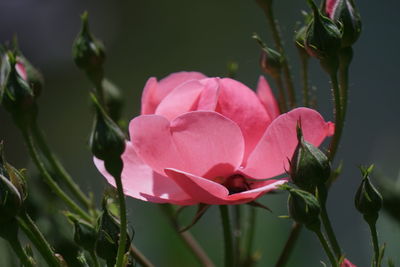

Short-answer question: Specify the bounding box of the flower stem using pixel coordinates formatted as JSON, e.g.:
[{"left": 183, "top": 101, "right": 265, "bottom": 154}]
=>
[
  {"left": 30, "top": 121, "right": 92, "bottom": 211},
  {"left": 219, "top": 205, "right": 234, "bottom": 267},
  {"left": 328, "top": 70, "right": 343, "bottom": 161},
  {"left": 314, "top": 228, "right": 338, "bottom": 267},
  {"left": 129, "top": 245, "right": 155, "bottom": 267},
  {"left": 113, "top": 162, "right": 128, "bottom": 267},
  {"left": 256, "top": 0, "right": 296, "bottom": 108},
  {"left": 233, "top": 205, "right": 242, "bottom": 266},
  {"left": 367, "top": 220, "right": 380, "bottom": 267},
  {"left": 274, "top": 74, "right": 288, "bottom": 113},
  {"left": 243, "top": 206, "right": 257, "bottom": 266},
  {"left": 300, "top": 55, "right": 310, "bottom": 107},
  {"left": 89, "top": 251, "right": 100, "bottom": 267},
  {"left": 275, "top": 222, "right": 302, "bottom": 267},
  {"left": 17, "top": 211, "right": 60, "bottom": 267},
  {"left": 338, "top": 47, "right": 353, "bottom": 121},
  {"left": 159, "top": 204, "right": 214, "bottom": 267},
  {"left": 21, "top": 128, "right": 92, "bottom": 222}
]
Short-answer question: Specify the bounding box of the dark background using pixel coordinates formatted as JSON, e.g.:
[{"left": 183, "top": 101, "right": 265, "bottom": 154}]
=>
[{"left": 0, "top": 0, "right": 399, "bottom": 266}]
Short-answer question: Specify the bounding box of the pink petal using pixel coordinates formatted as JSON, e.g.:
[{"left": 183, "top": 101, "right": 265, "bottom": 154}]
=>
[
  {"left": 130, "top": 111, "right": 245, "bottom": 179},
  {"left": 141, "top": 72, "right": 206, "bottom": 115},
  {"left": 341, "top": 259, "right": 357, "bottom": 267},
  {"left": 218, "top": 78, "right": 271, "bottom": 161},
  {"left": 16, "top": 61, "right": 28, "bottom": 81},
  {"left": 93, "top": 142, "right": 194, "bottom": 205},
  {"left": 256, "top": 75, "right": 280, "bottom": 120},
  {"left": 165, "top": 168, "right": 286, "bottom": 205},
  {"left": 155, "top": 78, "right": 219, "bottom": 120},
  {"left": 243, "top": 107, "right": 334, "bottom": 179}
]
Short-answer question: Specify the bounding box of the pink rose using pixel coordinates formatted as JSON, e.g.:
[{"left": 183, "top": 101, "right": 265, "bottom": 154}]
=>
[
  {"left": 341, "top": 258, "right": 357, "bottom": 267},
  {"left": 95, "top": 72, "right": 334, "bottom": 205}
]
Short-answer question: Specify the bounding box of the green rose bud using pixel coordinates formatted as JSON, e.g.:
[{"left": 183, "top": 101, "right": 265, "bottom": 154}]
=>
[
  {"left": 355, "top": 165, "right": 382, "bottom": 224},
  {"left": 253, "top": 33, "right": 282, "bottom": 78},
  {"left": 289, "top": 123, "right": 331, "bottom": 193}
]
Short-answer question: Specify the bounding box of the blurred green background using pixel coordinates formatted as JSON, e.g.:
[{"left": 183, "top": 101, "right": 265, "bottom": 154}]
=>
[{"left": 1, "top": 0, "right": 400, "bottom": 266}]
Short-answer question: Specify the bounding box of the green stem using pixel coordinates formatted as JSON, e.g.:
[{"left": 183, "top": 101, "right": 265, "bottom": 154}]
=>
[
  {"left": 367, "top": 221, "right": 380, "bottom": 267},
  {"left": 318, "top": 185, "right": 342, "bottom": 259},
  {"left": 275, "top": 223, "right": 302, "bottom": 267},
  {"left": 274, "top": 74, "right": 288, "bottom": 113},
  {"left": 220, "top": 205, "right": 234, "bottom": 267},
  {"left": 328, "top": 71, "right": 343, "bottom": 161},
  {"left": 30, "top": 121, "right": 92, "bottom": 210},
  {"left": 338, "top": 47, "right": 353, "bottom": 121},
  {"left": 233, "top": 205, "right": 242, "bottom": 266},
  {"left": 17, "top": 211, "right": 60, "bottom": 267},
  {"left": 300, "top": 55, "right": 310, "bottom": 107},
  {"left": 129, "top": 245, "right": 155, "bottom": 267},
  {"left": 21, "top": 128, "right": 92, "bottom": 222},
  {"left": 256, "top": 0, "right": 296, "bottom": 108},
  {"left": 8, "top": 237, "right": 35, "bottom": 267},
  {"left": 314, "top": 229, "right": 338, "bottom": 267},
  {"left": 159, "top": 204, "right": 214, "bottom": 267},
  {"left": 244, "top": 206, "right": 257, "bottom": 265},
  {"left": 114, "top": 167, "right": 127, "bottom": 267}
]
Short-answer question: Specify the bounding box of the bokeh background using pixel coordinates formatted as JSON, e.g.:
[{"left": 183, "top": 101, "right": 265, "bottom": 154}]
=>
[{"left": 0, "top": 0, "right": 399, "bottom": 266}]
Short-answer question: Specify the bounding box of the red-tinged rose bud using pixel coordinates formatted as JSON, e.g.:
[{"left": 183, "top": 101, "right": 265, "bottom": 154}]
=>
[
  {"left": 325, "top": 0, "right": 361, "bottom": 47},
  {"left": 253, "top": 33, "right": 282, "bottom": 78},
  {"left": 304, "top": 0, "right": 342, "bottom": 72},
  {"left": 15, "top": 53, "right": 44, "bottom": 98}
]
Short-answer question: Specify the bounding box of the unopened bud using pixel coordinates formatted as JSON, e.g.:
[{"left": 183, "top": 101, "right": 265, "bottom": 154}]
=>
[
  {"left": 284, "top": 185, "right": 321, "bottom": 231},
  {"left": 304, "top": 0, "right": 342, "bottom": 66},
  {"left": 325, "top": 0, "right": 361, "bottom": 47},
  {"left": 96, "top": 201, "right": 130, "bottom": 266},
  {"left": 252, "top": 34, "right": 282, "bottom": 78},
  {"left": 72, "top": 218, "right": 97, "bottom": 252},
  {"left": 289, "top": 123, "right": 331, "bottom": 193},
  {"left": 15, "top": 53, "right": 44, "bottom": 98},
  {"left": 294, "top": 25, "right": 309, "bottom": 59},
  {"left": 72, "top": 12, "right": 105, "bottom": 84},
  {"left": 89, "top": 93, "right": 125, "bottom": 174},
  {"left": 355, "top": 165, "right": 382, "bottom": 224},
  {"left": 0, "top": 52, "right": 37, "bottom": 122}
]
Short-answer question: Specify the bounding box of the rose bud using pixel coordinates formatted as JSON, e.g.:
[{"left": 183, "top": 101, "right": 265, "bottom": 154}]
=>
[
  {"left": 252, "top": 33, "right": 282, "bottom": 78},
  {"left": 72, "top": 12, "right": 105, "bottom": 83},
  {"left": 15, "top": 53, "right": 44, "bottom": 98},
  {"left": 341, "top": 258, "right": 357, "bottom": 267},
  {"left": 96, "top": 201, "right": 131, "bottom": 266},
  {"left": 304, "top": 0, "right": 342, "bottom": 71},
  {"left": 289, "top": 122, "right": 331, "bottom": 193},
  {"left": 325, "top": 0, "right": 362, "bottom": 47},
  {"left": 284, "top": 185, "right": 321, "bottom": 231},
  {"left": 355, "top": 165, "right": 382, "bottom": 224},
  {"left": 294, "top": 25, "right": 309, "bottom": 59},
  {"left": 0, "top": 51, "right": 37, "bottom": 123},
  {"left": 71, "top": 217, "right": 97, "bottom": 253},
  {"left": 89, "top": 93, "right": 125, "bottom": 175}
]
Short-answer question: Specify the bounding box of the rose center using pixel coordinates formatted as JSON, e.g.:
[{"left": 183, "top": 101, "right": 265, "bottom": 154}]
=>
[{"left": 222, "top": 174, "right": 251, "bottom": 195}]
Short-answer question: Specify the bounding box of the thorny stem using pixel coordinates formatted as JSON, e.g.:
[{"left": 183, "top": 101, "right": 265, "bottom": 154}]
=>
[
  {"left": 274, "top": 223, "right": 302, "bottom": 267},
  {"left": 160, "top": 204, "right": 215, "bottom": 267},
  {"left": 21, "top": 127, "right": 92, "bottom": 222},
  {"left": 367, "top": 220, "right": 380, "bottom": 267},
  {"left": 338, "top": 47, "right": 353, "bottom": 121},
  {"left": 220, "top": 205, "right": 234, "bottom": 267},
  {"left": 233, "top": 205, "right": 242, "bottom": 266},
  {"left": 314, "top": 229, "right": 339, "bottom": 267},
  {"left": 256, "top": 0, "right": 296, "bottom": 108},
  {"left": 17, "top": 211, "right": 60, "bottom": 267},
  {"left": 244, "top": 206, "right": 257, "bottom": 265},
  {"left": 274, "top": 74, "right": 288, "bottom": 113},
  {"left": 328, "top": 70, "right": 343, "bottom": 161},
  {"left": 8, "top": 236, "right": 35, "bottom": 267},
  {"left": 30, "top": 121, "right": 92, "bottom": 211},
  {"left": 129, "top": 245, "right": 155, "bottom": 267}
]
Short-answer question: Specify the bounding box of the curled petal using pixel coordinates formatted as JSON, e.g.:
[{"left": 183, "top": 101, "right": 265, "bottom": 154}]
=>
[
  {"left": 130, "top": 111, "right": 245, "bottom": 178},
  {"left": 165, "top": 168, "right": 286, "bottom": 205},
  {"left": 243, "top": 107, "right": 334, "bottom": 179},
  {"left": 141, "top": 71, "right": 206, "bottom": 115},
  {"left": 94, "top": 142, "right": 194, "bottom": 205}
]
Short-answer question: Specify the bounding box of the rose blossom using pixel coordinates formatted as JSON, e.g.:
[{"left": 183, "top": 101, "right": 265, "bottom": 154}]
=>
[{"left": 95, "top": 72, "right": 334, "bottom": 205}]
